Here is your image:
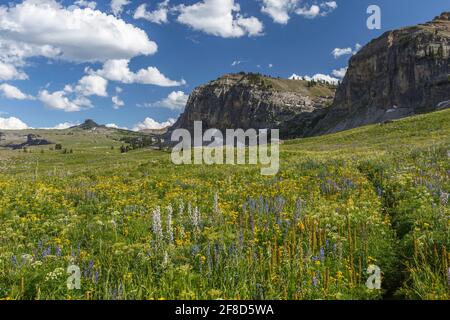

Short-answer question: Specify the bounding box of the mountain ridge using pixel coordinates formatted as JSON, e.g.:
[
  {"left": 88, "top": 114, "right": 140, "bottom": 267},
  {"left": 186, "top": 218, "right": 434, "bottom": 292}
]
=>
[{"left": 171, "top": 12, "right": 450, "bottom": 139}]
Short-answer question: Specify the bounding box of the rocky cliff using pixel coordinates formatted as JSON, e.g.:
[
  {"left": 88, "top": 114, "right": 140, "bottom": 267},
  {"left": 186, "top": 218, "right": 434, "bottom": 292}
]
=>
[
  {"left": 170, "top": 13, "right": 450, "bottom": 140},
  {"left": 313, "top": 12, "right": 450, "bottom": 134},
  {"left": 170, "top": 73, "right": 336, "bottom": 139}
]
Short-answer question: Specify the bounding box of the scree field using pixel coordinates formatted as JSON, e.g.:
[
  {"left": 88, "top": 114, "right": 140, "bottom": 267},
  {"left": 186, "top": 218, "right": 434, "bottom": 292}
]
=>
[{"left": 0, "top": 110, "right": 449, "bottom": 300}]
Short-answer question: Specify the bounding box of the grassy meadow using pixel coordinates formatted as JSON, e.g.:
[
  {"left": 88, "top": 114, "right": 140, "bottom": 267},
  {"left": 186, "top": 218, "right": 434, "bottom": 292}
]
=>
[{"left": 0, "top": 110, "right": 449, "bottom": 300}]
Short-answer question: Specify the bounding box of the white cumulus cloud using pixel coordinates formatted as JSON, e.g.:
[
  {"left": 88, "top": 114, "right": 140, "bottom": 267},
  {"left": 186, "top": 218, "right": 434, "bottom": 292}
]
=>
[
  {"left": 75, "top": 75, "right": 108, "bottom": 97},
  {"left": 147, "top": 91, "right": 189, "bottom": 111},
  {"left": 111, "top": 0, "right": 131, "bottom": 16},
  {"left": 332, "top": 67, "right": 347, "bottom": 79},
  {"left": 38, "top": 89, "right": 92, "bottom": 112},
  {"left": 295, "top": 1, "right": 337, "bottom": 19},
  {"left": 37, "top": 74, "right": 107, "bottom": 111},
  {"left": 332, "top": 47, "right": 353, "bottom": 59},
  {"left": 0, "top": 0, "right": 157, "bottom": 64},
  {"left": 112, "top": 95, "right": 125, "bottom": 109},
  {"left": 91, "top": 59, "right": 186, "bottom": 87},
  {"left": 260, "top": 0, "right": 299, "bottom": 24},
  {"left": 0, "top": 83, "right": 34, "bottom": 100},
  {"left": 72, "top": 0, "right": 97, "bottom": 10},
  {"left": 0, "top": 61, "right": 27, "bottom": 81},
  {"left": 176, "top": 0, "right": 264, "bottom": 38},
  {"left": 295, "top": 5, "right": 320, "bottom": 18},
  {"left": 0, "top": 116, "right": 29, "bottom": 130},
  {"left": 332, "top": 43, "right": 362, "bottom": 59},
  {"left": 43, "top": 122, "right": 80, "bottom": 129},
  {"left": 132, "top": 117, "right": 176, "bottom": 131},
  {"left": 289, "top": 73, "right": 340, "bottom": 85},
  {"left": 105, "top": 123, "right": 128, "bottom": 130},
  {"left": 134, "top": 1, "right": 170, "bottom": 24}
]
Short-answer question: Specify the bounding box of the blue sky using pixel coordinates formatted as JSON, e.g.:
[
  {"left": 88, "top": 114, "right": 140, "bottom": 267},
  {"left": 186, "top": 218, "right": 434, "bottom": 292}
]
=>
[{"left": 0, "top": 0, "right": 448, "bottom": 130}]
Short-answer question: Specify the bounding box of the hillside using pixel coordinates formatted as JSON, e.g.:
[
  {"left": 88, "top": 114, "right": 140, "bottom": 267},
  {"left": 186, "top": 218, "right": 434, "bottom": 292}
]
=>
[
  {"left": 170, "top": 72, "right": 336, "bottom": 139},
  {"left": 1, "top": 109, "right": 448, "bottom": 171},
  {"left": 0, "top": 109, "right": 448, "bottom": 300}
]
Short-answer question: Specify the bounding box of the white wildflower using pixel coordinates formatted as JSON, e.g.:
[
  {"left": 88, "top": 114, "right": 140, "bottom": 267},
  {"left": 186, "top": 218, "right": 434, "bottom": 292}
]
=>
[
  {"left": 166, "top": 205, "right": 174, "bottom": 243},
  {"left": 45, "top": 267, "right": 65, "bottom": 281},
  {"left": 152, "top": 206, "right": 163, "bottom": 239}
]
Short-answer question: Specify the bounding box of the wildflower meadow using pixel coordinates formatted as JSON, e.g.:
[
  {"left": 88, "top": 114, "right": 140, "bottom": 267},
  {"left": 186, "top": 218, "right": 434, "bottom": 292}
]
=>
[{"left": 0, "top": 110, "right": 449, "bottom": 300}]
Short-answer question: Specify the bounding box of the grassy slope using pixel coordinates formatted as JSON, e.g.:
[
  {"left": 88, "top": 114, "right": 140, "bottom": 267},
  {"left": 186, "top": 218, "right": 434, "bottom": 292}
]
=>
[
  {"left": 213, "top": 73, "right": 336, "bottom": 98},
  {"left": 1, "top": 108, "right": 448, "bottom": 175},
  {"left": 285, "top": 108, "right": 450, "bottom": 154},
  {"left": 0, "top": 109, "right": 448, "bottom": 300}
]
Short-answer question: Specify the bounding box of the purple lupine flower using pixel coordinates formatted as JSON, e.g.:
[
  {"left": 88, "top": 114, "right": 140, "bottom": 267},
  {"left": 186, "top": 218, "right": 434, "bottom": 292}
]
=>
[
  {"left": 249, "top": 213, "right": 255, "bottom": 236},
  {"left": 238, "top": 230, "right": 244, "bottom": 248},
  {"left": 319, "top": 247, "right": 325, "bottom": 262},
  {"left": 249, "top": 199, "right": 256, "bottom": 212},
  {"left": 214, "top": 244, "right": 220, "bottom": 266},
  {"left": 111, "top": 287, "right": 117, "bottom": 300},
  {"left": 55, "top": 246, "right": 62, "bottom": 257},
  {"left": 275, "top": 196, "right": 285, "bottom": 213},
  {"left": 42, "top": 246, "right": 51, "bottom": 257},
  {"left": 84, "top": 259, "right": 94, "bottom": 279},
  {"left": 118, "top": 285, "right": 123, "bottom": 298},
  {"left": 283, "top": 220, "right": 291, "bottom": 236},
  {"left": 376, "top": 186, "right": 383, "bottom": 197},
  {"left": 207, "top": 248, "right": 213, "bottom": 272},
  {"left": 255, "top": 283, "right": 264, "bottom": 300},
  {"left": 192, "top": 244, "right": 200, "bottom": 256},
  {"left": 312, "top": 275, "right": 318, "bottom": 287}
]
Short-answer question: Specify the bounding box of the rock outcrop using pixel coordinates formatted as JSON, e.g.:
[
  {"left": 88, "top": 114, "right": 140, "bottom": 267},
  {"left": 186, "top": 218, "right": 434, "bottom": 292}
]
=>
[
  {"left": 313, "top": 12, "right": 450, "bottom": 134},
  {"left": 170, "top": 13, "right": 450, "bottom": 140},
  {"left": 4, "top": 134, "right": 52, "bottom": 150},
  {"left": 75, "top": 119, "right": 103, "bottom": 130},
  {"left": 170, "top": 73, "right": 336, "bottom": 139}
]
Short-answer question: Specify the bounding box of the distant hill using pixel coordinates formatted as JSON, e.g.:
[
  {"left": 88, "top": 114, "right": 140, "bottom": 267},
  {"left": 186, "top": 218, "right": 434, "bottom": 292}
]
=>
[
  {"left": 0, "top": 118, "right": 166, "bottom": 151},
  {"left": 73, "top": 119, "right": 104, "bottom": 130}
]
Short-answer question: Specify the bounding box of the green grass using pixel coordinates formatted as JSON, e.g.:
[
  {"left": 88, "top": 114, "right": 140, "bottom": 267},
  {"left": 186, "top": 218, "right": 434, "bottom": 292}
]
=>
[
  {"left": 211, "top": 73, "right": 336, "bottom": 97},
  {"left": 0, "top": 109, "right": 449, "bottom": 300}
]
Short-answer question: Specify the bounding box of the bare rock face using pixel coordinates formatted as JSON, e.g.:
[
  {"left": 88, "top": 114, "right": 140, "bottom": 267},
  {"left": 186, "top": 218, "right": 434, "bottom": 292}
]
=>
[
  {"left": 313, "top": 12, "right": 450, "bottom": 134},
  {"left": 170, "top": 73, "right": 336, "bottom": 139},
  {"left": 169, "top": 13, "right": 450, "bottom": 140}
]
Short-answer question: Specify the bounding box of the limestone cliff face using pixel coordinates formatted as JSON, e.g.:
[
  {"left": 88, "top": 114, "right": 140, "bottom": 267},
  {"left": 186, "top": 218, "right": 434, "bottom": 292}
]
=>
[
  {"left": 313, "top": 12, "right": 450, "bottom": 134},
  {"left": 170, "top": 13, "right": 450, "bottom": 140},
  {"left": 170, "top": 73, "right": 335, "bottom": 139}
]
